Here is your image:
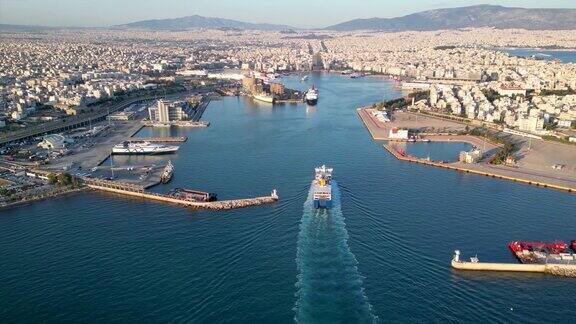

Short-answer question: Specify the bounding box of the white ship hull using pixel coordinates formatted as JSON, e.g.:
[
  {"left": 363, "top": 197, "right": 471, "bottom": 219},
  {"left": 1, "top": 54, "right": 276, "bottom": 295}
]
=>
[
  {"left": 112, "top": 142, "right": 179, "bottom": 155},
  {"left": 312, "top": 165, "right": 333, "bottom": 209},
  {"left": 253, "top": 94, "right": 275, "bottom": 103}
]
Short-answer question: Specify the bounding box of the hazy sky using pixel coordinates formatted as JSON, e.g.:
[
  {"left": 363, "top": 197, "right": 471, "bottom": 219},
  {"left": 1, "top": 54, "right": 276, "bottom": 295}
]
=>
[{"left": 1, "top": 0, "right": 575, "bottom": 28}]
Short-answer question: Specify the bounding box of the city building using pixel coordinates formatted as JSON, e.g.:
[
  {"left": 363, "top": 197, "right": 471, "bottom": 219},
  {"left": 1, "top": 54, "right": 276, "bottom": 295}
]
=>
[
  {"left": 389, "top": 128, "right": 409, "bottom": 140},
  {"left": 459, "top": 149, "right": 483, "bottom": 164},
  {"left": 270, "top": 83, "right": 285, "bottom": 96},
  {"left": 148, "top": 99, "right": 190, "bottom": 123}
]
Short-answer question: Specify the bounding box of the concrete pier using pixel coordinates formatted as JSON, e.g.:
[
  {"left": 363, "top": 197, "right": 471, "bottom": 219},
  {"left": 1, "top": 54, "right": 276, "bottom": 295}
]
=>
[
  {"left": 451, "top": 250, "right": 576, "bottom": 277},
  {"left": 83, "top": 178, "right": 278, "bottom": 210},
  {"left": 125, "top": 136, "right": 188, "bottom": 143},
  {"left": 383, "top": 144, "right": 576, "bottom": 193}
]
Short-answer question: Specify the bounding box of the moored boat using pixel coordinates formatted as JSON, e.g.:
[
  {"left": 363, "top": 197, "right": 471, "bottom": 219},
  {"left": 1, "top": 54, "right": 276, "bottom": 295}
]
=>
[
  {"left": 160, "top": 160, "right": 174, "bottom": 184},
  {"left": 112, "top": 141, "right": 179, "bottom": 155},
  {"left": 253, "top": 93, "right": 275, "bottom": 104},
  {"left": 509, "top": 241, "right": 573, "bottom": 264}
]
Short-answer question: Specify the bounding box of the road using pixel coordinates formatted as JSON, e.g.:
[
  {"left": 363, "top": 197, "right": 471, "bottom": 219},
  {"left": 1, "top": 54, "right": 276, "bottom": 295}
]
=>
[{"left": 0, "top": 89, "right": 202, "bottom": 146}]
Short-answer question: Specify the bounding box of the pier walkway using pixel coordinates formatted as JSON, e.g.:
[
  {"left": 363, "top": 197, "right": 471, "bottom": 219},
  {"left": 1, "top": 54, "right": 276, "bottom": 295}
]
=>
[
  {"left": 384, "top": 144, "right": 576, "bottom": 193},
  {"left": 451, "top": 251, "right": 576, "bottom": 278},
  {"left": 83, "top": 178, "right": 278, "bottom": 210},
  {"left": 125, "top": 136, "right": 188, "bottom": 143}
]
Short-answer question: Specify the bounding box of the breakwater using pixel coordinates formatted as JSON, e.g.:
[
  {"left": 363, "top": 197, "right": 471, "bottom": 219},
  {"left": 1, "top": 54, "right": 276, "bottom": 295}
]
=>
[
  {"left": 83, "top": 178, "right": 278, "bottom": 210},
  {"left": 452, "top": 251, "right": 576, "bottom": 278},
  {"left": 384, "top": 144, "right": 576, "bottom": 194}
]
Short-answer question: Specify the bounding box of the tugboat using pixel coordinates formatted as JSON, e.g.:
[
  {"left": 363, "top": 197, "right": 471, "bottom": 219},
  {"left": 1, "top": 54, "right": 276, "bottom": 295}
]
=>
[
  {"left": 508, "top": 241, "right": 574, "bottom": 264},
  {"left": 160, "top": 160, "right": 174, "bottom": 184},
  {"left": 305, "top": 85, "right": 318, "bottom": 105},
  {"left": 312, "top": 165, "right": 333, "bottom": 209}
]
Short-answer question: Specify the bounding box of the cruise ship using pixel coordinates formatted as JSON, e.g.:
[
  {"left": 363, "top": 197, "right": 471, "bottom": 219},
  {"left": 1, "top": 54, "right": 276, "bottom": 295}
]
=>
[
  {"left": 312, "top": 165, "right": 333, "bottom": 209},
  {"left": 112, "top": 141, "right": 179, "bottom": 155},
  {"left": 305, "top": 85, "right": 318, "bottom": 105}
]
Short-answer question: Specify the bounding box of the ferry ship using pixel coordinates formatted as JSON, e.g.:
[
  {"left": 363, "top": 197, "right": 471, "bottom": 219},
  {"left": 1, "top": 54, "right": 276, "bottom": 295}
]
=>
[
  {"left": 112, "top": 141, "right": 179, "bottom": 155},
  {"left": 312, "top": 165, "right": 333, "bottom": 209},
  {"left": 253, "top": 93, "right": 275, "bottom": 104},
  {"left": 160, "top": 160, "right": 174, "bottom": 184},
  {"left": 305, "top": 85, "right": 318, "bottom": 105}
]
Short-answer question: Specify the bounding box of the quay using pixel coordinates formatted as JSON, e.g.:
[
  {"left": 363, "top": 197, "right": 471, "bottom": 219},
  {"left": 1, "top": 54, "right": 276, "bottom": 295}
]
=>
[
  {"left": 191, "top": 96, "right": 210, "bottom": 122},
  {"left": 142, "top": 120, "right": 210, "bottom": 128},
  {"left": 125, "top": 136, "right": 188, "bottom": 143},
  {"left": 383, "top": 144, "right": 576, "bottom": 193},
  {"left": 82, "top": 178, "right": 278, "bottom": 210},
  {"left": 357, "top": 107, "right": 465, "bottom": 141},
  {"left": 451, "top": 251, "right": 576, "bottom": 278}
]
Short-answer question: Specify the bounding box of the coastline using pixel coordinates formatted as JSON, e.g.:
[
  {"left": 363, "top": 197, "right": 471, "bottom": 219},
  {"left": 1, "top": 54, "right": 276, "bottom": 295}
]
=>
[
  {"left": 358, "top": 107, "right": 576, "bottom": 194},
  {"left": 0, "top": 186, "right": 88, "bottom": 211}
]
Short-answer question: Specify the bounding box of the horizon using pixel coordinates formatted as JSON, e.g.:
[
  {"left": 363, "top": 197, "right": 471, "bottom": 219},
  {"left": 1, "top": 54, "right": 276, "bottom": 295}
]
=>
[{"left": 1, "top": 0, "right": 576, "bottom": 28}]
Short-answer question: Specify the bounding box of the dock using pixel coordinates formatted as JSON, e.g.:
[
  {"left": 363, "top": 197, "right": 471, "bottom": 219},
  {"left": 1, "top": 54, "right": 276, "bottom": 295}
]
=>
[
  {"left": 142, "top": 121, "right": 210, "bottom": 128},
  {"left": 451, "top": 250, "right": 576, "bottom": 277},
  {"left": 82, "top": 178, "right": 278, "bottom": 210},
  {"left": 383, "top": 144, "right": 576, "bottom": 193},
  {"left": 125, "top": 136, "right": 188, "bottom": 143},
  {"left": 191, "top": 97, "right": 210, "bottom": 122}
]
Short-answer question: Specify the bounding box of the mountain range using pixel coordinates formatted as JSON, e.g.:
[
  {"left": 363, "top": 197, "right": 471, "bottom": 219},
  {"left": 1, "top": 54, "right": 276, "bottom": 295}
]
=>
[
  {"left": 326, "top": 5, "right": 576, "bottom": 31},
  {"left": 2, "top": 5, "right": 576, "bottom": 32},
  {"left": 118, "top": 15, "right": 292, "bottom": 31}
]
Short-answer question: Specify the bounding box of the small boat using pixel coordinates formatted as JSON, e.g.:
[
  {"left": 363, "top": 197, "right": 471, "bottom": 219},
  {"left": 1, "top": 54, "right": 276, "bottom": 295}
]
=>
[{"left": 301, "top": 75, "right": 309, "bottom": 82}]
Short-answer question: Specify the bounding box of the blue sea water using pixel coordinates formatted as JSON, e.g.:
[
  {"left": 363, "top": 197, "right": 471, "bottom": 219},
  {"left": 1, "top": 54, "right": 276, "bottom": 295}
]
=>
[
  {"left": 0, "top": 73, "right": 575, "bottom": 323},
  {"left": 295, "top": 182, "right": 376, "bottom": 323},
  {"left": 499, "top": 48, "right": 576, "bottom": 63}
]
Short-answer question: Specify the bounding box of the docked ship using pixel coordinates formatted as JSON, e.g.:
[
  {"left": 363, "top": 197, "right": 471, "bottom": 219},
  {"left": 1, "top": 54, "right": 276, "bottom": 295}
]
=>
[
  {"left": 305, "top": 85, "right": 318, "bottom": 105},
  {"left": 112, "top": 141, "right": 179, "bottom": 155},
  {"left": 253, "top": 93, "right": 275, "bottom": 104},
  {"left": 508, "top": 241, "right": 576, "bottom": 264},
  {"left": 160, "top": 160, "right": 174, "bottom": 184},
  {"left": 312, "top": 165, "right": 333, "bottom": 209}
]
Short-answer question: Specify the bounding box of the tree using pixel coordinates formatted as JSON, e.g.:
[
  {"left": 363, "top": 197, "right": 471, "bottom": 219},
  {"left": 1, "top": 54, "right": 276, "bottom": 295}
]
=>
[
  {"left": 47, "top": 173, "right": 58, "bottom": 185},
  {"left": 57, "top": 173, "right": 72, "bottom": 186}
]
